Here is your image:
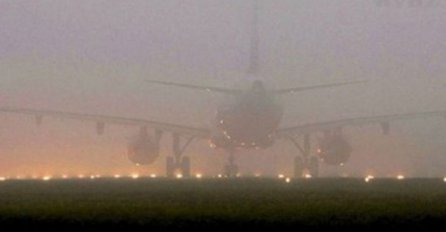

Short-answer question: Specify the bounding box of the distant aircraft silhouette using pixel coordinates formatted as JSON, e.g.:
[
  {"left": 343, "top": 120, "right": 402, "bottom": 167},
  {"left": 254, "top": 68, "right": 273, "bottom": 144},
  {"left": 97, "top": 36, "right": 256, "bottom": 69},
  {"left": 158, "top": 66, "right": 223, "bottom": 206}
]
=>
[{"left": 1, "top": 0, "right": 445, "bottom": 178}]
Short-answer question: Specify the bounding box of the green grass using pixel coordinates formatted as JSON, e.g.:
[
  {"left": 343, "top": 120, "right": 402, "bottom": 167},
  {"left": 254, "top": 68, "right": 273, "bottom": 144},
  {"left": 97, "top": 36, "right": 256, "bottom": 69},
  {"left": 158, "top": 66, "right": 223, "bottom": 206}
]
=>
[{"left": 0, "top": 178, "right": 446, "bottom": 229}]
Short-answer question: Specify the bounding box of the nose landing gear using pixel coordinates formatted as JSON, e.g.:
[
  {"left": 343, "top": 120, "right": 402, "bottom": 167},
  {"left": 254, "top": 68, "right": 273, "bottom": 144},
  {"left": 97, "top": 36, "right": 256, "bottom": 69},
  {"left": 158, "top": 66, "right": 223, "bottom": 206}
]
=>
[{"left": 224, "top": 150, "right": 239, "bottom": 178}]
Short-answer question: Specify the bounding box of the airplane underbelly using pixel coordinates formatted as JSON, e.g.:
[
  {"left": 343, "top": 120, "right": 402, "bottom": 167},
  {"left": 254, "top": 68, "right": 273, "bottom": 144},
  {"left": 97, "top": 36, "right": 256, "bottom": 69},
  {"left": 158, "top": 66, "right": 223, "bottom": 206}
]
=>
[{"left": 216, "top": 105, "right": 282, "bottom": 148}]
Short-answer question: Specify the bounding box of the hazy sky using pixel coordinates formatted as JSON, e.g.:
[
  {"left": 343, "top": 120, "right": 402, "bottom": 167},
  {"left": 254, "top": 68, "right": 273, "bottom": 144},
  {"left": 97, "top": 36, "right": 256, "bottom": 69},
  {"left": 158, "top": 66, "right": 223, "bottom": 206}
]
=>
[{"left": 0, "top": 0, "right": 445, "bottom": 177}]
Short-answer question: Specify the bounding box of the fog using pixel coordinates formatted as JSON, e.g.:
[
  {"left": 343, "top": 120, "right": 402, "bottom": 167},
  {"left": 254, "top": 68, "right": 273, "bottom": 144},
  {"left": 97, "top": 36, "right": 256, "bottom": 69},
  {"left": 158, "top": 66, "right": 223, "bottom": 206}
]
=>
[{"left": 0, "top": 0, "right": 445, "bottom": 177}]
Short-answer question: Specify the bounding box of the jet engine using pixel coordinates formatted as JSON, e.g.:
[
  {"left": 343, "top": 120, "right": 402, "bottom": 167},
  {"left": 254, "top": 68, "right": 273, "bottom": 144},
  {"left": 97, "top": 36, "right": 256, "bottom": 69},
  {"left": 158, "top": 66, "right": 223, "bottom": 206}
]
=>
[
  {"left": 127, "top": 128, "right": 161, "bottom": 165},
  {"left": 317, "top": 132, "right": 352, "bottom": 166}
]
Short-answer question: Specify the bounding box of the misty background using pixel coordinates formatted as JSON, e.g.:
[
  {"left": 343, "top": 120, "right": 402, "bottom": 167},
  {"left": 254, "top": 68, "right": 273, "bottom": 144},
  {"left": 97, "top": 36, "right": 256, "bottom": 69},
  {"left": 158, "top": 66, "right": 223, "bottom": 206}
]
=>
[{"left": 0, "top": 0, "right": 445, "bottom": 177}]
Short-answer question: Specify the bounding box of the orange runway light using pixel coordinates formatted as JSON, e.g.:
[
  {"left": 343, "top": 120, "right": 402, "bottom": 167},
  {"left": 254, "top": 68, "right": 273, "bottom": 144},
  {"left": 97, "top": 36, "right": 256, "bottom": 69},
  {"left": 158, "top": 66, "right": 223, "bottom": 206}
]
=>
[
  {"left": 42, "top": 176, "right": 52, "bottom": 181},
  {"left": 364, "top": 175, "right": 375, "bottom": 183},
  {"left": 278, "top": 174, "right": 285, "bottom": 179},
  {"left": 285, "top": 177, "right": 291, "bottom": 183},
  {"left": 150, "top": 174, "right": 157, "bottom": 178},
  {"left": 397, "top": 175, "right": 405, "bottom": 180}
]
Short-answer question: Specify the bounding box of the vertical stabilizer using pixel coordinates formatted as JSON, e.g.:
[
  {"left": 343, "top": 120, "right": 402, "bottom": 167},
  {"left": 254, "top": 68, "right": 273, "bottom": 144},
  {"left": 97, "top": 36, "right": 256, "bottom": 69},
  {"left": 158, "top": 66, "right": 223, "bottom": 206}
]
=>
[{"left": 248, "top": 0, "right": 259, "bottom": 76}]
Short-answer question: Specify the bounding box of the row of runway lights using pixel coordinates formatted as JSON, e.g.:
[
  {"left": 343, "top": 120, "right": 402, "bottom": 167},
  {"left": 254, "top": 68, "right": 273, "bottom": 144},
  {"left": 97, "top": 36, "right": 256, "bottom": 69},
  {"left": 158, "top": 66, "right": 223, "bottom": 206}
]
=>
[
  {"left": 0, "top": 173, "right": 310, "bottom": 182},
  {"left": 0, "top": 174, "right": 445, "bottom": 183}
]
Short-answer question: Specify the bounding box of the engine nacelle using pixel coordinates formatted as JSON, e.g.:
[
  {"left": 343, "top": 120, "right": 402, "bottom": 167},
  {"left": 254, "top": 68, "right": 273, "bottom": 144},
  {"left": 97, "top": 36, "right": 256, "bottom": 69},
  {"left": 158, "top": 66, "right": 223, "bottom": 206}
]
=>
[
  {"left": 127, "top": 135, "right": 160, "bottom": 165},
  {"left": 317, "top": 135, "right": 352, "bottom": 166}
]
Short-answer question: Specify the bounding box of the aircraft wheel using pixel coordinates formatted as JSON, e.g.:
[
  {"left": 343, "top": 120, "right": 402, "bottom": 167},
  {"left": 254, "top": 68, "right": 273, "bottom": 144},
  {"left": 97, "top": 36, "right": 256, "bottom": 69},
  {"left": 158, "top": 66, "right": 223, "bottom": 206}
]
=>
[
  {"left": 224, "top": 164, "right": 238, "bottom": 178},
  {"left": 294, "top": 156, "right": 304, "bottom": 178},
  {"left": 308, "top": 156, "right": 319, "bottom": 178},
  {"left": 166, "top": 156, "right": 175, "bottom": 178},
  {"left": 181, "top": 156, "right": 191, "bottom": 178}
]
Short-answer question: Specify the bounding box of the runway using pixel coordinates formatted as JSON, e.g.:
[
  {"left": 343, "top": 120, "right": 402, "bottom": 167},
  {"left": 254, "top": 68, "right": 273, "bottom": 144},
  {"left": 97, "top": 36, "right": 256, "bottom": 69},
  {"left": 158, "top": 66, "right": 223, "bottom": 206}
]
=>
[{"left": 1, "top": 178, "right": 446, "bottom": 229}]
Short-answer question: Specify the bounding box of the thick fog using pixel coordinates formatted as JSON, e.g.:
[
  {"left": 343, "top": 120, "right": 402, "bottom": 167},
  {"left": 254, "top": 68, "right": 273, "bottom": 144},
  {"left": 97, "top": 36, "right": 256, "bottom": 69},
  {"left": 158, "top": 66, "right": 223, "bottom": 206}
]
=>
[{"left": 0, "top": 0, "right": 445, "bottom": 177}]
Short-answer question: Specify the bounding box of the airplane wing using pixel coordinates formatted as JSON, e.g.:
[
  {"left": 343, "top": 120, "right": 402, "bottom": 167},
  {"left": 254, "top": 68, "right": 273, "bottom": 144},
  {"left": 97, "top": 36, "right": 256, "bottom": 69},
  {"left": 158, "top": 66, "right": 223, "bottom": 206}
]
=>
[
  {"left": 272, "top": 80, "right": 367, "bottom": 95},
  {"left": 277, "top": 111, "right": 446, "bottom": 137},
  {"left": 0, "top": 107, "right": 211, "bottom": 138},
  {"left": 146, "top": 80, "right": 242, "bottom": 95}
]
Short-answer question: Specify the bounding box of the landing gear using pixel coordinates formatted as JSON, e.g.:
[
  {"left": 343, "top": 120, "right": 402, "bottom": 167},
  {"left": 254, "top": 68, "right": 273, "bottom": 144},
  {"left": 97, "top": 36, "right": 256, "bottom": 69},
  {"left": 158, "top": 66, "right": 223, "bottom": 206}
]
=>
[
  {"left": 181, "top": 156, "right": 191, "bottom": 178},
  {"left": 224, "top": 152, "right": 238, "bottom": 178},
  {"left": 224, "top": 150, "right": 238, "bottom": 178},
  {"left": 289, "top": 134, "right": 320, "bottom": 178},
  {"left": 293, "top": 156, "right": 319, "bottom": 178},
  {"left": 308, "top": 156, "right": 319, "bottom": 177},
  {"left": 293, "top": 156, "right": 304, "bottom": 178},
  {"left": 166, "top": 156, "right": 175, "bottom": 178},
  {"left": 224, "top": 164, "right": 238, "bottom": 178},
  {"left": 165, "top": 133, "right": 195, "bottom": 178},
  {"left": 166, "top": 156, "right": 191, "bottom": 178}
]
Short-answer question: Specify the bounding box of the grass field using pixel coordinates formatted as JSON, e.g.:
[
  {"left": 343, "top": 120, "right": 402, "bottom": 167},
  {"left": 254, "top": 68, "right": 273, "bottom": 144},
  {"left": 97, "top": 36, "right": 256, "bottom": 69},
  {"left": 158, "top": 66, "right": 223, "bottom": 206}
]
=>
[{"left": 0, "top": 178, "right": 446, "bottom": 229}]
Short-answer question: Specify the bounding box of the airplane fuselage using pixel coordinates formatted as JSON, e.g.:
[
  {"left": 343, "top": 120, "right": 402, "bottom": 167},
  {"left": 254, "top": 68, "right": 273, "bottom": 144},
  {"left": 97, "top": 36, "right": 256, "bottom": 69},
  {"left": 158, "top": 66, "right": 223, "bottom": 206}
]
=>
[{"left": 210, "top": 81, "right": 283, "bottom": 150}]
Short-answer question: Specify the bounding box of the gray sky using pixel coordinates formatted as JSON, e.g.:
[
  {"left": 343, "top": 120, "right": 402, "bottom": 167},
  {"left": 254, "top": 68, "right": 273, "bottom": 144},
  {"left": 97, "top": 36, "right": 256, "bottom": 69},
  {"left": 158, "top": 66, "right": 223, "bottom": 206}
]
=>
[{"left": 0, "top": 0, "right": 445, "bottom": 177}]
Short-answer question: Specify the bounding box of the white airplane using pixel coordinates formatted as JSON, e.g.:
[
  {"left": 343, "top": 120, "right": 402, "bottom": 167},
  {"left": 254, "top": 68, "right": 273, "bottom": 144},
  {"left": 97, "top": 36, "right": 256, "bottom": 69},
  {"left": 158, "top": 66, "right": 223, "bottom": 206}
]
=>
[
  {"left": 1, "top": 1, "right": 445, "bottom": 177},
  {"left": 1, "top": 82, "right": 445, "bottom": 178}
]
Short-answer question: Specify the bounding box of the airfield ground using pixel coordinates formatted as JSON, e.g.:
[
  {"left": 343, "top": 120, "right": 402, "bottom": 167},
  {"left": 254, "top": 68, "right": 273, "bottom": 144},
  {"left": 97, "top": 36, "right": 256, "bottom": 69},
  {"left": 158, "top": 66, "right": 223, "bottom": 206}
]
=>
[{"left": 0, "top": 178, "right": 446, "bottom": 230}]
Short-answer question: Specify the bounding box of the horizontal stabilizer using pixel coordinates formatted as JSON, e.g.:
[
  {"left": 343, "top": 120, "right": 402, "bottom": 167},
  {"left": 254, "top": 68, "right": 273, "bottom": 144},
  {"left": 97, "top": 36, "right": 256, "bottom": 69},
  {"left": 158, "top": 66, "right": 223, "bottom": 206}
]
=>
[
  {"left": 273, "top": 80, "right": 367, "bottom": 95},
  {"left": 146, "top": 80, "right": 241, "bottom": 95}
]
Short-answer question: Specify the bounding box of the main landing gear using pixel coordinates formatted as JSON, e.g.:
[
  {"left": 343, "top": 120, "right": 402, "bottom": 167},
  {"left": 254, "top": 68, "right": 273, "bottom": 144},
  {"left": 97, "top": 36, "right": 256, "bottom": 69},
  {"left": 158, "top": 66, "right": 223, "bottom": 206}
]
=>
[
  {"left": 289, "top": 134, "right": 319, "bottom": 178},
  {"left": 165, "top": 133, "right": 194, "bottom": 178}
]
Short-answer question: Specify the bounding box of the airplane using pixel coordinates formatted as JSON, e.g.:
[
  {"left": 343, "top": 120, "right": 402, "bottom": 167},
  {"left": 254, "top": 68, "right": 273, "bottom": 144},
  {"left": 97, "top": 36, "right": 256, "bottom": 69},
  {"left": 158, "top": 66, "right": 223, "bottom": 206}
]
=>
[
  {"left": 1, "top": 1, "right": 445, "bottom": 178},
  {"left": 1, "top": 82, "right": 445, "bottom": 178}
]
